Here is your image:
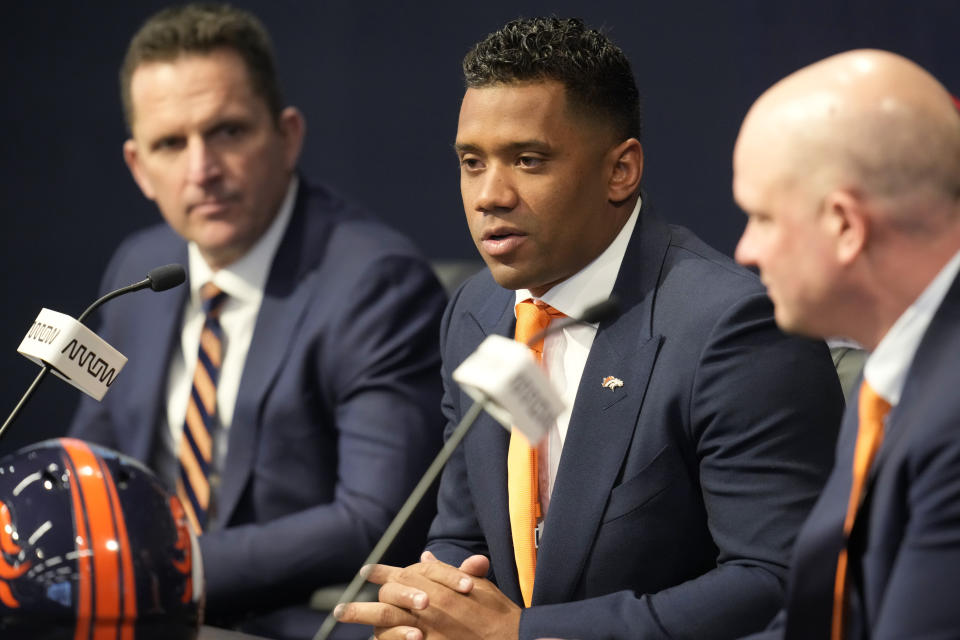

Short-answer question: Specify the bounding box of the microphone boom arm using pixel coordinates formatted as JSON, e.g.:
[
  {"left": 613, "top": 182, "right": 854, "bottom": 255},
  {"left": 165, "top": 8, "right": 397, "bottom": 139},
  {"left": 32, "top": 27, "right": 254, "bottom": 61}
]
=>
[{"left": 0, "top": 264, "right": 186, "bottom": 441}]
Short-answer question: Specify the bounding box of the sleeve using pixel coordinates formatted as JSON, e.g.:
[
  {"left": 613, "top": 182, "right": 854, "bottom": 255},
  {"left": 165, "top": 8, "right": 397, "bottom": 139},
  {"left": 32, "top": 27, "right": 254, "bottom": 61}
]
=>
[
  {"left": 198, "top": 254, "right": 448, "bottom": 612},
  {"left": 519, "top": 291, "right": 844, "bottom": 639}
]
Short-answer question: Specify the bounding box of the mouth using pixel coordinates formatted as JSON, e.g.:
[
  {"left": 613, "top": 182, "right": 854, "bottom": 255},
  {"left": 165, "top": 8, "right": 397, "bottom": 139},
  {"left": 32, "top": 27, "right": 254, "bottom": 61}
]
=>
[
  {"left": 188, "top": 194, "right": 240, "bottom": 216},
  {"left": 480, "top": 227, "right": 528, "bottom": 257}
]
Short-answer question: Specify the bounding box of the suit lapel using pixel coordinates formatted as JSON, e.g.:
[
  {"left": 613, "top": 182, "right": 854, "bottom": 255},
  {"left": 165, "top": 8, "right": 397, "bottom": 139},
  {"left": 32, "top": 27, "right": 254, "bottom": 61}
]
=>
[
  {"left": 533, "top": 206, "right": 670, "bottom": 605},
  {"left": 124, "top": 247, "right": 189, "bottom": 463},
  {"left": 858, "top": 268, "right": 960, "bottom": 515},
  {"left": 213, "top": 187, "right": 318, "bottom": 528},
  {"left": 460, "top": 283, "right": 524, "bottom": 602},
  {"left": 785, "top": 406, "right": 858, "bottom": 640}
]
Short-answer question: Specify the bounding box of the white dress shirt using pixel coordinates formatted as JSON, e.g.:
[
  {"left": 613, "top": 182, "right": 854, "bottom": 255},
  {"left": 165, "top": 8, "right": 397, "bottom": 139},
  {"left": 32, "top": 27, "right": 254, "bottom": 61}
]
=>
[
  {"left": 514, "top": 196, "right": 642, "bottom": 517},
  {"left": 864, "top": 248, "right": 960, "bottom": 406},
  {"left": 162, "top": 177, "right": 298, "bottom": 473}
]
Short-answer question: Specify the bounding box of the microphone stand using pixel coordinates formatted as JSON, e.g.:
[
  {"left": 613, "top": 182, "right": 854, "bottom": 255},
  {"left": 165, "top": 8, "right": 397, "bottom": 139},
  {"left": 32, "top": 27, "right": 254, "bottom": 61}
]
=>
[
  {"left": 313, "top": 395, "right": 487, "bottom": 640},
  {"left": 312, "top": 296, "right": 619, "bottom": 640},
  {"left": 0, "top": 266, "right": 184, "bottom": 441}
]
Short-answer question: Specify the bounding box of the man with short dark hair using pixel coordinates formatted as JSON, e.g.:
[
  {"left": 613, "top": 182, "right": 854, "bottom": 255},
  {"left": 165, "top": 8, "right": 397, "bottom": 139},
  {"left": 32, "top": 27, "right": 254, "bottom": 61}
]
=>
[
  {"left": 69, "top": 5, "right": 446, "bottom": 638},
  {"left": 734, "top": 49, "right": 960, "bottom": 639},
  {"left": 336, "top": 17, "right": 843, "bottom": 639}
]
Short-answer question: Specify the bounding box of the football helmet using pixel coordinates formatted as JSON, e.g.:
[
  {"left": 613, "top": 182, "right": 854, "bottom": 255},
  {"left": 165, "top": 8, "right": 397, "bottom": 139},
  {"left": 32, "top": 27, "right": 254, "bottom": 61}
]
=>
[{"left": 0, "top": 438, "right": 203, "bottom": 639}]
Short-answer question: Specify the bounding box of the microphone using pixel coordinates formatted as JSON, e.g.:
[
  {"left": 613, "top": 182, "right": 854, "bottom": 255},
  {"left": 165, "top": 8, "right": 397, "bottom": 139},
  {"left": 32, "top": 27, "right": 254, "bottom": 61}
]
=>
[
  {"left": 313, "top": 296, "right": 620, "bottom": 640},
  {"left": 1, "top": 264, "right": 187, "bottom": 440},
  {"left": 77, "top": 263, "right": 186, "bottom": 323}
]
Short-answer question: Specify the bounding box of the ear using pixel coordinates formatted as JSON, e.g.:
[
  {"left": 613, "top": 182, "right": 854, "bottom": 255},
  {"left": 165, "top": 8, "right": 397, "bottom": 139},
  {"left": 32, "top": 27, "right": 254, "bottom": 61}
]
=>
[
  {"left": 823, "top": 190, "right": 867, "bottom": 266},
  {"left": 123, "top": 138, "right": 156, "bottom": 201},
  {"left": 607, "top": 138, "right": 643, "bottom": 203},
  {"left": 277, "top": 106, "right": 306, "bottom": 171}
]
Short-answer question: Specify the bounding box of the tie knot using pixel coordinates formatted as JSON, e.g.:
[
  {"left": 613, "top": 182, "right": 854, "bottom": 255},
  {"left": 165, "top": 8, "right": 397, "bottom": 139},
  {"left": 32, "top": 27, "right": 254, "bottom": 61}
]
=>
[
  {"left": 200, "top": 282, "right": 228, "bottom": 317},
  {"left": 514, "top": 299, "right": 566, "bottom": 352},
  {"left": 859, "top": 381, "right": 892, "bottom": 431}
]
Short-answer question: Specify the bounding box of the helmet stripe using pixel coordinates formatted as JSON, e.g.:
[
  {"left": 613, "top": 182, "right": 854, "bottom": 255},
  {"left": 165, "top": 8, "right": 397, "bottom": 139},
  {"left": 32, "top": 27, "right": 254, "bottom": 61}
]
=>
[
  {"left": 0, "top": 503, "right": 23, "bottom": 555},
  {"left": 0, "top": 581, "right": 19, "bottom": 608},
  {"left": 60, "top": 441, "right": 93, "bottom": 640},
  {"left": 100, "top": 455, "right": 137, "bottom": 632},
  {"left": 62, "top": 439, "right": 122, "bottom": 635}
]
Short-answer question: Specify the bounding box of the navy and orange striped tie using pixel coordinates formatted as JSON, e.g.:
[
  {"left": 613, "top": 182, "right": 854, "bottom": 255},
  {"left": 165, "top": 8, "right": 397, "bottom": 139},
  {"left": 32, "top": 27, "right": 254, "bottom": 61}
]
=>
[{"left": 177, "top": 282, "right": 228, "bottom": 534}]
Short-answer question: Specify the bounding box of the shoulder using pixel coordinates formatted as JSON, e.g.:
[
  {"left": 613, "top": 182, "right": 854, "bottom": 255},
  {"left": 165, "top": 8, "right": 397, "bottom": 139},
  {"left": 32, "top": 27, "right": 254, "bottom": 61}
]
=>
[
  {"left": 662, "top": 224, "right": 765, "bottom": 304},
  {"left": 284, "top": 179, "right": 443, "bottom": 298},
  {"left": 101, "top": 223, "right": 185, "bottom": 291},
  {"left": 296, "top": 179, "right": 425, "bottom": 262},
  {"left": 642, "top": 224, "right": 834, "bottom": 389},
  {"left": 445, "top": 268, "right": 510, "bottom": 325},
  {"left": 288, "top": 179, "right": 447, "bottom": 319},
  {"left": 653, "top": 224, "right": 770, "bottom": 335},
  {"left": 439, "top": 267, "right": 511, "bottom": 355}
]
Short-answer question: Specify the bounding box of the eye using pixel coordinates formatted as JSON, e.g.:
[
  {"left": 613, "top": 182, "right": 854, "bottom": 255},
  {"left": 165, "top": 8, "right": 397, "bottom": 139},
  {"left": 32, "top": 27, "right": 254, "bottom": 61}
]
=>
[
  {"left": 459, "top": 155, "right": 484, "bottom": 172},
  {"left": 211, "top": 121, "right": 248, "bottom": 140},
  {"left": 517, "top": 155, "right": 544, "bottom": 169},
  {"left": 153, "top": 136, "right": 185, "bottom": 152}
]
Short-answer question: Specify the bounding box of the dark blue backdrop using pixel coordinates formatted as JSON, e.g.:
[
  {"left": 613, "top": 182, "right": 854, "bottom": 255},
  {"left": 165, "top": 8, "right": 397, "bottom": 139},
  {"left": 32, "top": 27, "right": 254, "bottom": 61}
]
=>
[{"left": 1, "top": 0, "right": 957, "bottom": 454}]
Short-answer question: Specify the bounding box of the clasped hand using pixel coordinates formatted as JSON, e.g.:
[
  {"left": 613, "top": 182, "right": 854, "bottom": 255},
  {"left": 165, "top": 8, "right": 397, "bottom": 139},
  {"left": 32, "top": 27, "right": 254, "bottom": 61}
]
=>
[{"left": 334, "top": 551, "right": 521, "bottom": 640}]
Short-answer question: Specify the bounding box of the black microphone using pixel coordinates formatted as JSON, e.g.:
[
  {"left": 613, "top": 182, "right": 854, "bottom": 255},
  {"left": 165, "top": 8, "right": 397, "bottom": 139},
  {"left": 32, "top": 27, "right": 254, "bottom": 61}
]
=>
[
  {"left": 313, "top": 297, "right": 621, "bottom": 640},
  {"left": 1, "top": 264, "right": 187, "bottom": 440},
  {"left": 76, "top": 263, "right": 186, "bottom": 323}
]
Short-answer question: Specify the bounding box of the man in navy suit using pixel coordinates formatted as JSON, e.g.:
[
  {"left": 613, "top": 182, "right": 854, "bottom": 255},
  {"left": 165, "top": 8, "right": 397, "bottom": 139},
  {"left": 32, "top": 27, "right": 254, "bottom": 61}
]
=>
[
  {"left": 68, "top": 5, "right": 446, "bottom": 639},
  {"left": 733, "top": 51, "right": 960, "bottom": 639},
  {"left": 335, "top": 17, "right": 843, "bottom": 639}
]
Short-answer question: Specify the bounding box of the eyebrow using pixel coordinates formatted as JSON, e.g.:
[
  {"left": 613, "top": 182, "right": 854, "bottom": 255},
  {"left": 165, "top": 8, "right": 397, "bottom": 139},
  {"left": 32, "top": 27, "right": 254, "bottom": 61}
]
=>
[{"left": 453, "top": 140, "right": 553, "bottom": 155}]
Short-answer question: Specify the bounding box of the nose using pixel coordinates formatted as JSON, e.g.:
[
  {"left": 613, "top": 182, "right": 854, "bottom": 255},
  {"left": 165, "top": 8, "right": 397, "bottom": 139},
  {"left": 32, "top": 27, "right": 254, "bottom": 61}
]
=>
[
  {"left": 734, "top": 220, "right": 757, "bottom": 267},
  {"left": 472, "top": 164, "right": 518, "bottom": 213},
  {"left": 185, "top": 138, "right": 223, "bottom": 185}
]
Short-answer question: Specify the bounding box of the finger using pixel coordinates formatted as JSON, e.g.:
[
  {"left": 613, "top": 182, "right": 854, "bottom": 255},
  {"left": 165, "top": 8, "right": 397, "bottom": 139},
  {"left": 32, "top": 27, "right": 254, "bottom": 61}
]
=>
[
  {"left": 458, "top": 554, "right": 490, "bottom": 577},
  {"left": 420, "top": 550, "right": 438, "bottom": 562},
  {"left": 405, "top": 559, "right": 475, "bottom": 594},
  {"left": 374, "top": 626, "right": 424, "bottom": 640},
  {"left": 362, "top": 563, "right": 405, "bottom": 586},
  {"left": 378, "top": 581, "right": 428, "bottom": 610},
  {"left": 333, "top": 601, "right": 418, "bottom": 628}
]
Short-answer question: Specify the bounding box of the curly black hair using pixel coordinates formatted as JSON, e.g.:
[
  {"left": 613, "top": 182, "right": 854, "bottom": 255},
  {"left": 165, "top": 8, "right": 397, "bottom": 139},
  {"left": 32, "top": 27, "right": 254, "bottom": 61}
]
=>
[{"left": 463, "top": 17, "right": 641, "bottom": 141}]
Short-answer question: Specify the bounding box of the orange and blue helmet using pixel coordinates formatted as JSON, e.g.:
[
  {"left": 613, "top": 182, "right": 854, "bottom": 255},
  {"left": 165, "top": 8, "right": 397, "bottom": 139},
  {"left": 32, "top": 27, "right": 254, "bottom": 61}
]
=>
[{"left": 0, "top": 438, "right": 203, "bottom": 639}]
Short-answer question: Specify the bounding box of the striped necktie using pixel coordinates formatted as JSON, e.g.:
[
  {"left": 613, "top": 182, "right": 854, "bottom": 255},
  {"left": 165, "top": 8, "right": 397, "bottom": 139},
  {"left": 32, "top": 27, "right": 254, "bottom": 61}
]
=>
[
  {"left": 508, "top": 299, "right": 565, "bottom": 607},
  {"left": 177, "top": 282, "right": 228, "bottom": 534},
  {"left": 831, "top": 381, "right": 892, "bottom": 639}
]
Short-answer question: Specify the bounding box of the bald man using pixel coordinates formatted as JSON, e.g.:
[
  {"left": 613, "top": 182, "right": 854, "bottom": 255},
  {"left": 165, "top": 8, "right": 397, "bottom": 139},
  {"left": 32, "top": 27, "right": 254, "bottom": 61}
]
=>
[{"left": 734, "top": 50, "right": 960, "bottom": 639}]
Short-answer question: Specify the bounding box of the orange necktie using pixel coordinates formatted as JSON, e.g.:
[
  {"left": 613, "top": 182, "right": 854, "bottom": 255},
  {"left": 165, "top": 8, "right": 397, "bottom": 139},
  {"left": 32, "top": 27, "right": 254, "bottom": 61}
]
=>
[
  {"left": 831, "top": 381, "right": 892, "bottom": 640},
  {"left": 508, "top": 299, "right": 564, "bottom": 607}
]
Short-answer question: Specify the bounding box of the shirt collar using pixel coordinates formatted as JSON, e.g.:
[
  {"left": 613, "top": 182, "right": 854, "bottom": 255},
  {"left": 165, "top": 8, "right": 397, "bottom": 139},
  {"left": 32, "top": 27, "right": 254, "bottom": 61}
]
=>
[
  {"left": 187, "top": 175, "right": 298, "bottom": 305},
  {"left": 864, "top": 247, "right": 960, "bottom": 405},
  {"left": 515, "top": 195, "right": 642, "bottom": 319}
]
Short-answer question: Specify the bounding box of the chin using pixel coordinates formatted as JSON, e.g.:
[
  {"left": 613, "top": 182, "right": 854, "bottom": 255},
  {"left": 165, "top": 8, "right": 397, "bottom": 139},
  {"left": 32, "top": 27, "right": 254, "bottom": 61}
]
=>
[
  {"left": 486, "top": 263, "right": 532, "bottom": 292},
  {"left": 774, "top": 310, "right": 820, "bottom": 339},
  {"left": 772, "top": 306, "right": 799, "bottom": 333}
]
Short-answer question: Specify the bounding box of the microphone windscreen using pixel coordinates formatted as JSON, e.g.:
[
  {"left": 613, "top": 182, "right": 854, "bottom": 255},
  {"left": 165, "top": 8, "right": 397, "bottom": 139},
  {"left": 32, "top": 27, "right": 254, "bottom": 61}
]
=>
[
  {"left": 147, "top": 264, "right": 186, "bottom": 292},
  {"left": 579, "top": 297, "right": 620, "bottom": 324}
]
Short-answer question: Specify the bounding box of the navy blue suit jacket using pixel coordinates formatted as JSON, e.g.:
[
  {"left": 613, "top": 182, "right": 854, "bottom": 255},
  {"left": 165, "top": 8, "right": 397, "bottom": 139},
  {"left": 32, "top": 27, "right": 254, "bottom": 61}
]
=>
[
  {"left": 69, "top": 180, "right": 447, "bottom": 638},
  {"left": 427, "top": 207, "right": 844, "bottom": 639},
  {"left": 749, "top": 271, "right": 960, "bottom": 640}
]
